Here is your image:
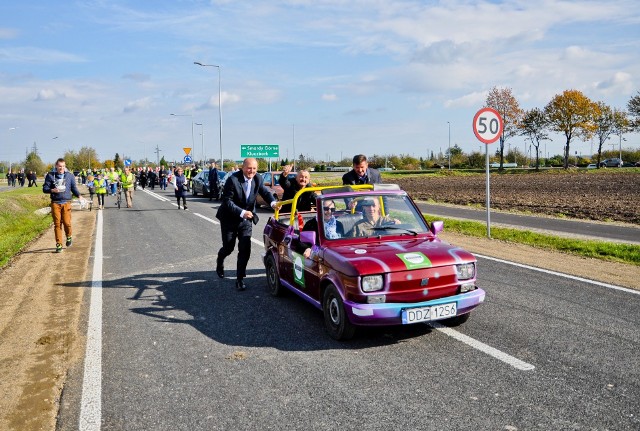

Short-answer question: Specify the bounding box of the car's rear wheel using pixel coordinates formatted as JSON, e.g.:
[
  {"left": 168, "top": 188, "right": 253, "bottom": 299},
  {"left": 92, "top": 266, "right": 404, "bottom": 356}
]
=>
[
  {"left": 441, "top": 312, "right": 470, "bottom": 327},
  {"left": 323, "top": 285, "right": 355, "bottom": 340},
  {"left": 265, "top": 254, "right": 282, "bottom": 297}
]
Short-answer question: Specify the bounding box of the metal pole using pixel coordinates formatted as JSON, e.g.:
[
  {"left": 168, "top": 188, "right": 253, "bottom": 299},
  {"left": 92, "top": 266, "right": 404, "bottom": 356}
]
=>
[
  {"left": 195, "top": 123, "right": 204, "bottom": 166},
  {"left": 447, "top": 121, "right": 451, "bottom": 170},
  {"left": 485, "top": 144, "right": 491, "bottom": 238}
]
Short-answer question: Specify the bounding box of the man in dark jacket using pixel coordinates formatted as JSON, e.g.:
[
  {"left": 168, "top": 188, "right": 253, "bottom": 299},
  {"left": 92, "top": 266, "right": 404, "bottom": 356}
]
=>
[
  {"left": 43, "top": 158, "right": 82, "bottom": 253},
  {"left": 215, "top": 158, "right": 278, "bottom": 291},
  {"left": 208, "top": 162, "right": 220, "bottom": 201},
  {"left": 278, "top": 165, "right": 315, "bottom": 213},
  {"left": 342, "top": 154, "right": 382, "bottom": 185}
]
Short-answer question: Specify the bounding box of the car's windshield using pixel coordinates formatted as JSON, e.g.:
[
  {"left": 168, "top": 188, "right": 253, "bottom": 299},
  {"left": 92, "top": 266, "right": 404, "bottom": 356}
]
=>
[{"left": 318, "top": 194, "right": 429, "bottom": 239}]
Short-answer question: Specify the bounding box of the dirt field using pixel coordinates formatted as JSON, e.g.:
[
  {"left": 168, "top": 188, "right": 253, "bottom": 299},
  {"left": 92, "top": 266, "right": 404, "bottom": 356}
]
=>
[
  {"left": 1, "top": 172, "right": 639, "bottom": 430},
  {"left": 389, "top": 170, "right": 640, "bottom": 224}
]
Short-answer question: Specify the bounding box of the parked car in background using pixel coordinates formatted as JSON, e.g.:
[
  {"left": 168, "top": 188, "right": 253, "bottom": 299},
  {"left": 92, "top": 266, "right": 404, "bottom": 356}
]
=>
[
  {"left": 586, "top": 164, "right": 597, "bottom": 169},
  {"left": 255, "top": 171, "right": 295, "bottom": 207},
  {"left": 262, "top": 184, "right": 485, "bottom": 340},
  {"left": 191, "top": 170, "right": 227, "bottom": 198},
  {"left": 599, "top": 158, "right": 623, "bottom": 168},
  {"left": 190, "top": 170, "right": 210, "bottom": 196}
]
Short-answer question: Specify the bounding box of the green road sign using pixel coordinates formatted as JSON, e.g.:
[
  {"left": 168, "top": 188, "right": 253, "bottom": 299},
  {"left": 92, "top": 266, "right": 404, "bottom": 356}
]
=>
[{"left": 240, "top": 144, "right": 279, "bottom": 158}]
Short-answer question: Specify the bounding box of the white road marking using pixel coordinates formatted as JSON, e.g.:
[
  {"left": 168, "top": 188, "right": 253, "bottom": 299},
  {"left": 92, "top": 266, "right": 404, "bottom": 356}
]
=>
[
  {"left": 193, "top": 212, "right": 219, "bottom": 224},
  {"left": 142, "top": 188, "right": 171, "bottom": 201},
  {"left": 79, "top": 209, "right": 103, "bottom": 430},
  {"left": 193, "top": 212, "right": 263, "bottom": 247},
  {"left": 474, "top": 253, "right": 639, "bottom": 295},
  {"left": 431, "top": 322, "right": 535, "bottom": 371}
]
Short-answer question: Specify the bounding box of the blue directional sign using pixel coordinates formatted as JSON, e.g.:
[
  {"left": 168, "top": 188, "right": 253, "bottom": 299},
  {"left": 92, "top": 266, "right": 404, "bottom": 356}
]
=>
[
  {"left": 183, "top": 155, "right": 193, "bottom": 164},
  {"left": 124, "top": 159, "right": 132, "bottom": 166}
]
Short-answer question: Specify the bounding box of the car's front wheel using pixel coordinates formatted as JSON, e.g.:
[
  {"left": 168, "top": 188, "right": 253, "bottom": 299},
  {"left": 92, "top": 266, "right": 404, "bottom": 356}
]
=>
[
  {"left": 323, "top": 285, "right": 355, "bottom": 340},
  {"left": 265, "top": 254, "right": 282, "bottom": 297}
]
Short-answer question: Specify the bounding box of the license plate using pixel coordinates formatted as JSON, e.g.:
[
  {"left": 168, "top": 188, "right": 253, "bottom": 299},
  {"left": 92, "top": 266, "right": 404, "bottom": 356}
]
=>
[{"left": 402, "top": 302, "right": 457, "bottom": 324}]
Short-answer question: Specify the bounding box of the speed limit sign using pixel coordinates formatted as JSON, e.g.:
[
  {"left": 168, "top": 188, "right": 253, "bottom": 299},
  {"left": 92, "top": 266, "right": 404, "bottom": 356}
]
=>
[{"left": 473, "top": 107, "right": 504, "bottom": 144}]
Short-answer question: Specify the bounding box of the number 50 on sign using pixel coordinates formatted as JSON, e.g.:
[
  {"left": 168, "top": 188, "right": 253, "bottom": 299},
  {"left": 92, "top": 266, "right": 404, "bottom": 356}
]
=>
[{"left": 473, "top": 107, "right": 503, "bottom": 144}]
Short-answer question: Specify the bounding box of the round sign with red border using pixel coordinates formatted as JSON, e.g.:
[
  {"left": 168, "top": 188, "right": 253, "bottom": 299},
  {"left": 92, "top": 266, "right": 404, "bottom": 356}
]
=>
[{"left": 473, "top": 107, "right": 504, "bottom": 144}]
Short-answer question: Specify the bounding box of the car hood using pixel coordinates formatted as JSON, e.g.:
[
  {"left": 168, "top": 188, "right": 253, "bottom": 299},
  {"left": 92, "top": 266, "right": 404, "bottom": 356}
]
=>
[{"left": 321, "top": 236, "right": 475, "bottom": 276}]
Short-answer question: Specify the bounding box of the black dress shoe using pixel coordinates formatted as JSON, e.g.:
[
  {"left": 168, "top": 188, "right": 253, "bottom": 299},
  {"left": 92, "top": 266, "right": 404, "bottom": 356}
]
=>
[
  {"left": 235, "top": 279, "right": 246, "bottom": 291},
  {"left": 216, "top": 265, "right": 224, "bottom": 278}
]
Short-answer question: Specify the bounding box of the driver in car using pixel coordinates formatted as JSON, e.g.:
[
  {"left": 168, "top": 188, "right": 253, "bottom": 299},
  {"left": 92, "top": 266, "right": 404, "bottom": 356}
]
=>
[{"left": 348, "top": 197, "right": 399, "bottom": 237}]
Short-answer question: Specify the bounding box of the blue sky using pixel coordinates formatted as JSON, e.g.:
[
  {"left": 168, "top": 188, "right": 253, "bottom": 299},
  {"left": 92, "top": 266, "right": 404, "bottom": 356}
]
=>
[{"left": 1, "top": 0, "right": 639, "bottom": 166}]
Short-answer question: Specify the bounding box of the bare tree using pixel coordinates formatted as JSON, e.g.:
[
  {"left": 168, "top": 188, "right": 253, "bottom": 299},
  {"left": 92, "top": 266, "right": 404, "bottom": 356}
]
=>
[
  {"left": 543, "top": 90, "right": 597, "bottom": 169},
  {"left": 519, "top": 108, "right": 550, "bottom": 171},
  {"left": 485, "top": 87, "right": 524, "bottom": 170}
]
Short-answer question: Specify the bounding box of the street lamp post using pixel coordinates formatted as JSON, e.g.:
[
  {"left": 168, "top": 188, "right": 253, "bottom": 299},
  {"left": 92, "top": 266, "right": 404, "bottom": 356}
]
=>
[
  {"left": 170, "top": 113, "right": 194, "bottom": 164},
  {"left": 447, "top": 121, "right": 451, "bottom": 170},
  {"left": 195, "top": 123, "right": 205, "bottom": 166},
  {"left": 8, "top": 127, "right": 18, "bottom": 173},
  {"left": 194, "top": 62, "right": 223, "bottom": 171}
]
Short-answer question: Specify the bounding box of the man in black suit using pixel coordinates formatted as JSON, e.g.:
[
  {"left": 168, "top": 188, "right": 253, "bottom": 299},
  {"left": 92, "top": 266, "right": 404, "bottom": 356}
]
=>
[
  {"left": 208, "top": 162, "right": 220, "bottom": 201},
  {"left": 215, "top": 158, "right": 278, "bottom": 291},
  {"left": 342, "top": 154, "right": 382, "bottom": 185}
]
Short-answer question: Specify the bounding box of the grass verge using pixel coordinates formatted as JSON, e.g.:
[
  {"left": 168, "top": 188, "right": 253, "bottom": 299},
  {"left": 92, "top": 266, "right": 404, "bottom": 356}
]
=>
[
  {"left": 0, "top": 188, "right": 52, "bottom": 268},
  {"left": 424, "top": 215, "right": 640, "bottom": 266}
]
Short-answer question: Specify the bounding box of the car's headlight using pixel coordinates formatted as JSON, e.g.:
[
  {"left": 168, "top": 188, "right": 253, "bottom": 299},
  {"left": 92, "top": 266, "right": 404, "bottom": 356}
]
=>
[
  {"left": 456, "top": 263, "right": 475, "bottom": 280},
  {"left": 362, "top": 275, "right": 384, "bottom": 292}
]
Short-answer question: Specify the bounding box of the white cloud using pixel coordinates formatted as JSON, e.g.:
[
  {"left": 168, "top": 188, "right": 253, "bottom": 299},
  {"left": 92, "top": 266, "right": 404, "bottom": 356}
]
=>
[
  {"left": 0, "top": 28, "right": 18, "bottom": 39},
  {"left": 123, "top": 97, "right": 153, "bottom": 113},
  {"left": 35, "top": 89, "right": 66, "bottom": 101},
  {"left": 0, "top": 47, "right": 85, "bottom": 63},
  {"left": 322, "top": 93, "right": 337, "bottom": 101}
]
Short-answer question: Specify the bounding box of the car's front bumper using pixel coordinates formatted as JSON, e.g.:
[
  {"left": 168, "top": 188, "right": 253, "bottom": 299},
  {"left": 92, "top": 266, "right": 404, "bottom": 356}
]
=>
[{"left": 344, "top": 288, "right": 485, "bottom": 326}]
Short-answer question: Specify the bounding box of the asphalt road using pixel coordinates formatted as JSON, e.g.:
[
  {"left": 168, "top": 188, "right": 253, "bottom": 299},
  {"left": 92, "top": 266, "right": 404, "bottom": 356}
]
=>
[
  {"left": 58, "top": 188, "right": 640, "bottom": 430},
  {"left": 416, "top": 201, "right": 640, "bottom": 244}
]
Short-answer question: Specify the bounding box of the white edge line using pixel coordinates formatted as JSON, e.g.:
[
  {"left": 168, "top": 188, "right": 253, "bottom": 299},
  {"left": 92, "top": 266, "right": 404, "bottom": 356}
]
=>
[
  {"left": 431, "top": 322, "right": 535, "bottom": 371},
  {"left": 474, "top": 253, "right": 639, "bottom": 295},
  {"left": 79, "top": 208, "right": 103, "bottom": 430}
]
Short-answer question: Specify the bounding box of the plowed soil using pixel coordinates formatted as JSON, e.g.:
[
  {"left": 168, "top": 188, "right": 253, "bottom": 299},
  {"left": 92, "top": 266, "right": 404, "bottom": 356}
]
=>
[{"left": 389, "top": 171, "right": 640, "bottom": 225}]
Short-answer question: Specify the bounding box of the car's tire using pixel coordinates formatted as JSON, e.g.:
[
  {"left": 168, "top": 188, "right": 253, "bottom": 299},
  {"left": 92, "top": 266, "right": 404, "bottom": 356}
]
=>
[
  {"left": 441, "top": 312, "right": 470, "bottom": 327},
  {"left": 265, "top": 254, "right": 283, "bottom": 297},
  {"left": 192, "top": 186, "right": 197, "bottom": 196},
  {"left": 322, "top": 285, "right": 356, "bottom": 340}
]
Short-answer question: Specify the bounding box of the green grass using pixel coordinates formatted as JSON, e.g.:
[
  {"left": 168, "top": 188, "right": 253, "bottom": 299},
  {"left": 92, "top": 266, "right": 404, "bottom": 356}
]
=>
[
  {"left": 424, "top": 215, "right": 640, "bottom": 266},
  {"left": 0, "top": 187, "right": 52, "bottom": 268}
]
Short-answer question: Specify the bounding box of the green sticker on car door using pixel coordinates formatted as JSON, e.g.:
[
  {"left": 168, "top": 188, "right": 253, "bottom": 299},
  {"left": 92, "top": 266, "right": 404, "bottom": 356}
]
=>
[
  {"left": 397, "top": 252, "right": 432, "bottom": 269},
  {"left": 293, "top": 252, "right": 305, "bottom": 287}
]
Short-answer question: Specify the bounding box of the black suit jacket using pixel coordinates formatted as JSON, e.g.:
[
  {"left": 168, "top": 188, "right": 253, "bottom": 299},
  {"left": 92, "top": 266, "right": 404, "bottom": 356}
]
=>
[
  {"left": 342, "top": 168, "right": 382, "bottom": 185},
  {"left": 216, "top": 171, "right": 275, "bottom": 225}
]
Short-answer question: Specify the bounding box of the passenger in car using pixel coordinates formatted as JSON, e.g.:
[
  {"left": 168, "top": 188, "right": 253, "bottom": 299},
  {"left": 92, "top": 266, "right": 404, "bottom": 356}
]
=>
[
  {"left": 295, "top": 200, "right": 344, "bottom": 258},
  {"left": 348, "top": 198, "right": 399, "bottom": 237}
]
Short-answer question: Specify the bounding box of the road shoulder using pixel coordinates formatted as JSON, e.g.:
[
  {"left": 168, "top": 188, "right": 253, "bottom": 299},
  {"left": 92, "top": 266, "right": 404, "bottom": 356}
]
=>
[
  {"left": 440, "top": 231, "right": 638, "bottom": 290},
  {"left": 0, "top": 207, "right": 96, "bottom": 430}
]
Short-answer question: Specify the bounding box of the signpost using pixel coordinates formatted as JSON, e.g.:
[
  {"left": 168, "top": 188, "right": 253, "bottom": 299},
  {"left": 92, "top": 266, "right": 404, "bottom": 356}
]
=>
[
  {"left": 183, "top": 155, "right": 192, "bottom": 164},
  {"left": 472, "top": 107, "right": 504, "bottom": 238},
  {"left": 240, "top": 144, "right": 279, "bottom": 158}
]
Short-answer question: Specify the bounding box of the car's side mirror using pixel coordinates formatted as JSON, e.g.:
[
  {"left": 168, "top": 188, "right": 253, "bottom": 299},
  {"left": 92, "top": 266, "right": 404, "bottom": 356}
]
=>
[
  {"left": 300, "top": 230, "right": 316, "bottom": 245},
  {"left": 430, "top": 221, "right": 444, "bottom": 235}
]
